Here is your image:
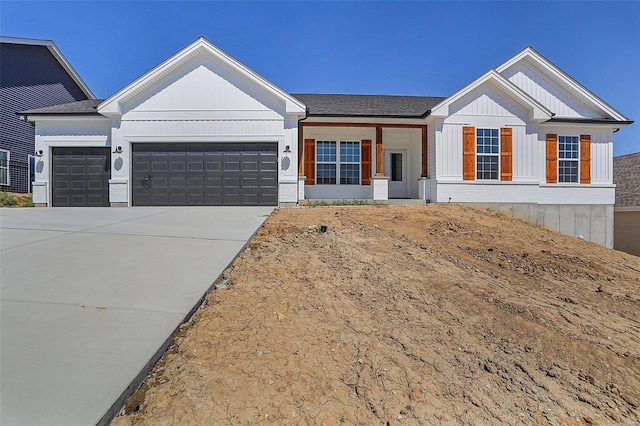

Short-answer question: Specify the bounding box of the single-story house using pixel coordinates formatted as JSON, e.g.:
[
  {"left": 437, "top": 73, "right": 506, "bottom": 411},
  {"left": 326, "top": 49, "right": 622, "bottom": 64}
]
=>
[
  {"left": 18, "top": 37, "right": 632, "bottom": 247},
  {"left": 613, "top": 152, "right": 640, "bottom": 256},
  {"left": 0, "top": 36, "right": 94, "bottom": 193}
]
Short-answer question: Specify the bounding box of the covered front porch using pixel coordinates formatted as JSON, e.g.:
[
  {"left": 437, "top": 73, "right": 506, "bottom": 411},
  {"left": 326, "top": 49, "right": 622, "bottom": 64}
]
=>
[{"left": 297, "top": 120, "right": 430, "bottom": 203}]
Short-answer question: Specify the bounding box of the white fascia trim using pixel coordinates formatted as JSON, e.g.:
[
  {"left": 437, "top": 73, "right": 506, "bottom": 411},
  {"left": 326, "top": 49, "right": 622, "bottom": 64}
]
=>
[
  {"left": 0, "top": 36, "right": 95, "bottom": 99},
  {"left": 430, "top": 69, "right": 553, "bottom": 122},
  {"left": 26, "top": 115, "right": 110, "bottom": 123},
  {"left": 98, "top": 37, "right": 306, "bottom": 118},
  {"left": 496, "top": 47, "right": 629, "bottom": 122},
  {"left": 537, "top": 121, "right": 623, "bottom": 131}
]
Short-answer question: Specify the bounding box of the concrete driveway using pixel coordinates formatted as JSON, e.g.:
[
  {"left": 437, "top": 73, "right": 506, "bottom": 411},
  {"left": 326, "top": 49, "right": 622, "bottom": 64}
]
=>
[{"left": 0, "top": 206, "right": 273, "bottom": 426}]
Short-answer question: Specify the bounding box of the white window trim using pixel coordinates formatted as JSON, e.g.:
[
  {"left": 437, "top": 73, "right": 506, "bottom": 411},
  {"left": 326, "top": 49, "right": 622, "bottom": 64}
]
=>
[
  {"left": 557, "top": 134, "right": 580, "bottom": 184},
  {"left": 316, "top": 140, "right": 361, "bottom": 185},
  {"left": 0, "top": 149, "right": 9, "bottom": 187},
  {"left": 475, "top": 128, "right": 500, "bottom": 181}
]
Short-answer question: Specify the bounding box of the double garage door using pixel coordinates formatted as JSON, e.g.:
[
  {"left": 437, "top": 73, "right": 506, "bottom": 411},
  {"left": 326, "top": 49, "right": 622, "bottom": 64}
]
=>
[
  {"left": 51, "top": 143, "right": 278, "bottom": 207},
  {"left": 132, "top": 143, "right": 278, "bottom": 206}
]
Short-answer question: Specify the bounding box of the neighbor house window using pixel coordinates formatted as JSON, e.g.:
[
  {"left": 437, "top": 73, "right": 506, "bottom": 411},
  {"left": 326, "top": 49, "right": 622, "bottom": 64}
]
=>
[
  {"left": 0, "top": 150, "right": 9, "bottom": 187},
  {"left": 558, "top": 136, "right": 579, "bottom": 183},
  {"left": 316, "top": 140, "right": 360, "bottom": 185},
  {"left": 476, "top": 129, "right": 499, "bottom": 180}
]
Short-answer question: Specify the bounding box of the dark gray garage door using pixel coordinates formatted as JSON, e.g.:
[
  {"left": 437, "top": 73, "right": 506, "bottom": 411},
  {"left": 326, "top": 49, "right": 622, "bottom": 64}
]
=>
[
  {"left": 51, "top": 147, "right": 111, "bottom": 207},
  {"left": 132, "top": 143, "right": 278, "bottom": 206}
]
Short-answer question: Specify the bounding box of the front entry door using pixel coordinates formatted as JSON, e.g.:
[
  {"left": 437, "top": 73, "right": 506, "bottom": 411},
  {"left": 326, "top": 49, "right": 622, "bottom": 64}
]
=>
[{"left": 386, "top": 150, "right": 407, "bottom": 198}]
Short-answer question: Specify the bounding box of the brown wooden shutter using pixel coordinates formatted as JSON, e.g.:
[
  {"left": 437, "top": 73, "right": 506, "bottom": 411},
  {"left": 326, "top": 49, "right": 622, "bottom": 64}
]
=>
[
  {"left": 304, "top": 139, "right": 315, "bottom": 185},
  {"left": 500, "top": 127, "right": 513, "bottom": 181},
  {"left": 580, "top": 134, "right": 591, "bottom": 184},
  {"left": 546, "top": 134, "right": 557, "bottom": 184},
  {"left": 361, "top": 139, "right": 372, "bottom": 185},
  {"left": 463, "top": 126, "right": 475, "bottom": 180}
]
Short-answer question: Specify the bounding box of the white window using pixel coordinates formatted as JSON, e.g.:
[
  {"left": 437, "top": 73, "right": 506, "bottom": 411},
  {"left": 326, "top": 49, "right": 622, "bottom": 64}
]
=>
[
  {"left": 476, "top": 129, "right": 499, "bottom": 180},
  {"left": 558, "top": 136, "right": 579, "bottom": 183},
  {"left": 0, "top": 150, "right": 9, "bottom": 187},
  {"left": 316, "top": 140, "right": 360, "bottom": 185}
]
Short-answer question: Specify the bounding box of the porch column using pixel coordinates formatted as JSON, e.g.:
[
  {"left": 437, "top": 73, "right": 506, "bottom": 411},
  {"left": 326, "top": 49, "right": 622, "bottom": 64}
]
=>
[
  {"left": 298, "top": 124, "right": 304, "bottom": 177},
  {"left": 376, "top": 126, "right": 383, "bottom": 176},
  {"left": 421, "top": 125, "right": 428, "bottom": 177}
]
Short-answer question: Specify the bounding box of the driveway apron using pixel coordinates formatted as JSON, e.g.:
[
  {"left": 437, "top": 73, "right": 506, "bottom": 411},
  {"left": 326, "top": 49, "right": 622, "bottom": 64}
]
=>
[{"left": 0, "top": 206, "right": 273, "bottom": 426}]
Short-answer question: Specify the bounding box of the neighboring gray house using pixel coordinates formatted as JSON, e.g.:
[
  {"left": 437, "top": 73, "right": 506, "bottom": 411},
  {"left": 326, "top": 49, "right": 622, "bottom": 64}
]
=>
[
  {"left": 0, "top": 36, "right": 94, "bottom": 193},
  {"left": 613, "top": 152, "right": 640, "bottom": 256}
]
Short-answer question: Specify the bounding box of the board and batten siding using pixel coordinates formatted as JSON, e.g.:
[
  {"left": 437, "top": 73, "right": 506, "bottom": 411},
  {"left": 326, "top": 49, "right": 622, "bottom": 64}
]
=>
[
  {"left": 125, "top": 57, "right": 284, "bottom": 114},
  {"left": 501, "top": 62, "right": 601, "bottom": 118}
]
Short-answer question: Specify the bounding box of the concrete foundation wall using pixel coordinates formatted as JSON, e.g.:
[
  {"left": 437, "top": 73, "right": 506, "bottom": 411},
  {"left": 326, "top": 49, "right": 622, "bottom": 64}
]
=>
[{"left": 462, "top": 202, "right": 614, "bottom": 248}]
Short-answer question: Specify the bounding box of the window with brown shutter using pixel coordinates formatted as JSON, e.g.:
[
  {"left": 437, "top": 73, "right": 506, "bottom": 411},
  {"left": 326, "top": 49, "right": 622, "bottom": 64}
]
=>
[
  {"left": 304, "top": 139, "right": 315, "bottom": 185},
  {"left": 463, "top": 126, "right": 475, "bottom": 180},
  {"left": 500, "top": 127, "right": 513, "bottom": 181},
  {"left": 361, "top": 139, "right": 372, "bottom": 185},
  {"left": 580, "top": 134, "right": 591, "bottom": 184},
  {"left": 546, "top": 134, "right": 558, "bottom": 184}
]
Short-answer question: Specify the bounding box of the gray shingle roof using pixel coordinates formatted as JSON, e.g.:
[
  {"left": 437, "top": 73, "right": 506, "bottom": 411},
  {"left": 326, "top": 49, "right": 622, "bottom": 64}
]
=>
[
  {"left": 614, "top": 152, "right": 640, "bottom": 207},
  {"left": 292, "top": 93, "right": 446, "bottom": 118},
  {"left": 18, "top": 99, "right": 105, "bottom": 115}
]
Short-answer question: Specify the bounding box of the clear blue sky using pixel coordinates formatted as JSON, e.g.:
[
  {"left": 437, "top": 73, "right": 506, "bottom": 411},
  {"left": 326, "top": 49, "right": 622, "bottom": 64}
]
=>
[{"left": 2, "top": 1, "right": 639, "bottom": 155}]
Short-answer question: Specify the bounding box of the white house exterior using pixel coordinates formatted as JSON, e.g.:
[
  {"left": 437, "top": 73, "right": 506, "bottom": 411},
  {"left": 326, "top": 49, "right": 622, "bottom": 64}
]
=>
[{"left": 19, "top": 38, "right": 632, "bottom": 247}]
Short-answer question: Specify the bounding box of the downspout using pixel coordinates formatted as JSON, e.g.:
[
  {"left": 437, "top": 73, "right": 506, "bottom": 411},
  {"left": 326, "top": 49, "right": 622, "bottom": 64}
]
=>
[{"left": 297, "top": 107, "right": 310, "bottom": 202}]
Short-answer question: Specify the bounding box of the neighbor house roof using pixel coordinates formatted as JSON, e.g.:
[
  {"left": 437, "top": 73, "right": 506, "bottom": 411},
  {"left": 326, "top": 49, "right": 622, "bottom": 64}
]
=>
[
  {"left": 18, "top": 99, "right": 105, "bottom": 121},
  {"left": 293, "top": 94, "right": 446, "bottom": 118},
  {"left": 614, "top": 152, "right": 640, "bottom": 208},
  {"left": 0, "top": 36, "right": 95, "bottom": 99}
]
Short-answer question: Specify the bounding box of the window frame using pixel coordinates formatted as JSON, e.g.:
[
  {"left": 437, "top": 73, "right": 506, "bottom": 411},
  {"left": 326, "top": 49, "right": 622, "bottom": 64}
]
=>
[
  {"left": 315, "top": 140, "right": 361, "bottom": 185},
  {"left": 475, "top": 128, "right": 500, "bottom": 181},
  {"left": 0, "top": 149, "right": 9, "bottom": 187},
  {"left": 557, "top": 135, "right": 579, "bottom": 183},
  {"left": 316, "top": 141, "right": 337, "bottom": 185}
]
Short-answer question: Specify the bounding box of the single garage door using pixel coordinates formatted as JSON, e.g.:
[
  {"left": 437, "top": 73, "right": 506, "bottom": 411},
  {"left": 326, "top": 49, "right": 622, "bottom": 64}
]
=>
[
  {"left": 132, "top": 143, "right": 278, "bottom": 206},
  {"left": 51, "top": 147, "right": 111, "bottom": 207}
]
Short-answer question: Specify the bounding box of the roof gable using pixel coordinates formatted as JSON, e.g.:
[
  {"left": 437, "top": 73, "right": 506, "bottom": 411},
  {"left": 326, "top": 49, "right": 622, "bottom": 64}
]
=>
[
  {"left": 98, "top": 37, "right": 305, "bottom": 118},
  {"left": 430, "top": 70, "right": 552, "bottom": 122},
  {"left": 496, "top": 47, "right": 629, "bottom": 122}
]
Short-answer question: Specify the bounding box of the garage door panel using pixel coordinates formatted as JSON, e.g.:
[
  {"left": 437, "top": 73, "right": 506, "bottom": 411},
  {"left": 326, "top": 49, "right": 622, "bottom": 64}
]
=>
[
  {"left": 52, "top": 147, "right": 110, "bottom": 207},
  {"left": 132, "top": 143, "right": 277, "bottom": 206}
]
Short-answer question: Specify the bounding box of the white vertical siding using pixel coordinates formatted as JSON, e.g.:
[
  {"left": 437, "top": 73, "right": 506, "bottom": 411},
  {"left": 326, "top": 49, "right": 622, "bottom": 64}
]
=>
[
  {"left": 438, "top": 123, "right": 463, "bottom": 179},
  {"left": 501, "top": 62, "right": 600, "bottom": 118},
  {"left": 591, "top": 131, "right": 613, "bottom": 183},
  {"left": 511, "top": 124, "right": 534, "bottom": 180},
  {"left": 124, "top": 57, "right": 283, "bottom": 114},
  {"left": 449, "top": 85, "right": 526, "bottom": 120}
]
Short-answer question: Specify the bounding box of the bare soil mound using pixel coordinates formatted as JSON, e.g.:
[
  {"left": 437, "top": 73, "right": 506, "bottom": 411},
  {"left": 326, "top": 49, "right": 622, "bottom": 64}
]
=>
[{"left": 113, "top": 204, "right": 640, "bottom": 425}]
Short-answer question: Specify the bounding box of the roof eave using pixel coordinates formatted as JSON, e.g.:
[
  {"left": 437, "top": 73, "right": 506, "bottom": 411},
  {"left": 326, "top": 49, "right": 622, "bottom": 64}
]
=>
[{"left": 307, "top": 113, "right": 429, "bottom": 120}]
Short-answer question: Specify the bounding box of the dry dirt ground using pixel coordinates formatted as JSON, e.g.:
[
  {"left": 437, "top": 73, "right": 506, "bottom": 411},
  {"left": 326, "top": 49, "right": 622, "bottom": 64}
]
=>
[{"left": 112, "top": 204, "right": 640, "bottom": 426}]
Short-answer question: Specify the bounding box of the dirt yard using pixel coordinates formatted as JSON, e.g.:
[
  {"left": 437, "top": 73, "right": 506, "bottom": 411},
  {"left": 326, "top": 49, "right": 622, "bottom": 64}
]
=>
[{"left": 112, "top": 204, "right": 640, "bottom": 425}]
